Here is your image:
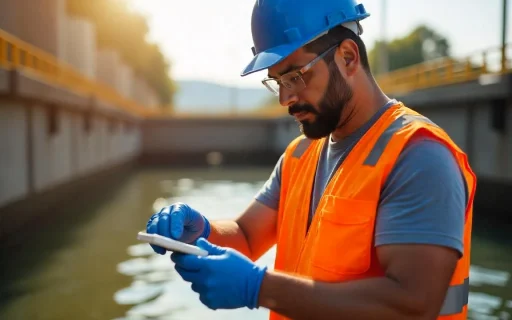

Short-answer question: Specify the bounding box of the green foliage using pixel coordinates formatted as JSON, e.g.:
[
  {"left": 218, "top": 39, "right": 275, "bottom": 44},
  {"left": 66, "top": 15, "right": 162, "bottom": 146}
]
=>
[
  {"left": 66, "top": 0, "right": 174, "bottom": 105},
  {"left": 369, "top": 25, "right": 451, "bottom": 74}
]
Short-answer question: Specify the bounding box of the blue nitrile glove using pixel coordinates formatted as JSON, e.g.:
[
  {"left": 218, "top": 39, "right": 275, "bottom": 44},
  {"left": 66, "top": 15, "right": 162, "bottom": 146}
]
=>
[
  {"left": 146, "top": 202, "right": 211, "bottom": 254},
  {"left": 170, "top": 238, "right": 268, "bottom": 310}
]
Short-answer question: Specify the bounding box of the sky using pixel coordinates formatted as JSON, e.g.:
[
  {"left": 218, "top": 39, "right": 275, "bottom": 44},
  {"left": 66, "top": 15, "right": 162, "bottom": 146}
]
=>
[{"left": 128, "top": 0, "right": 511, "bottom": 89}]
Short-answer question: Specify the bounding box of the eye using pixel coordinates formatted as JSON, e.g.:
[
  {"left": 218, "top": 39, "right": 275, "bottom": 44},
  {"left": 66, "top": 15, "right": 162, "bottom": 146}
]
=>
[{"left": 289, "top": 75, "right": 301, "bottom": 83}]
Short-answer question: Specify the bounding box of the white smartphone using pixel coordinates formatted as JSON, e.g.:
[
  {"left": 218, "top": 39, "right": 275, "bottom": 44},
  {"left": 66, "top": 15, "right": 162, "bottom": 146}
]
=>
[{"left": 137, "top": 232, "right": 208, "bottom": 256}]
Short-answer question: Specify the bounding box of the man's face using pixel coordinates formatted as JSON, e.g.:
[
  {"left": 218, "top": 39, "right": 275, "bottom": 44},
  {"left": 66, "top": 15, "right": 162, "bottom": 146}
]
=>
[{"left": 267, "top": 46, "right": 354, "bottom": 139}]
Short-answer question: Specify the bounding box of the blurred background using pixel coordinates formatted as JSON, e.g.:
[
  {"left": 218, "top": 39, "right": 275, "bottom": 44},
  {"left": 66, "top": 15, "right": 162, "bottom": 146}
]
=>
[{"left": 0, "top": 0, "right": 511, "bottom": 319}]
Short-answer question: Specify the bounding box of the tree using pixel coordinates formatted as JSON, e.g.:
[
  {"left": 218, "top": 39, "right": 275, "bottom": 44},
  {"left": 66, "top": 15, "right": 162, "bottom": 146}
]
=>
[
  {"left": 369, "top": 25, "right": 451, "bottom": 74},
  {"left": 66, "top": 0, "right": 174, "bottom": 106}
]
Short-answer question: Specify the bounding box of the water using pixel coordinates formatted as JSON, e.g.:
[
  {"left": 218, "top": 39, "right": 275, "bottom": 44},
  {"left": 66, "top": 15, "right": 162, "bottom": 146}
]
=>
[{"left": 0, "top": 167, "right": 511, "bottom": 320}]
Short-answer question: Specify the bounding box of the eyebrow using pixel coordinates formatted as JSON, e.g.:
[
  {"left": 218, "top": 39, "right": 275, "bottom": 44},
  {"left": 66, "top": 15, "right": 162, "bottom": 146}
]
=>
[{"left": 267, "top": 64, "right": 301, "bottom": 79}]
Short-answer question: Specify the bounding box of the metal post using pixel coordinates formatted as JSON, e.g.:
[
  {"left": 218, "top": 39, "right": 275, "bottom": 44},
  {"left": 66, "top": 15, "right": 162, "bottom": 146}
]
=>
[
  {"left": 378, "top": 0, "right": 389, "bottom": 74},
  {"left": 501, "top": 0, "right": 508, "bottom": 72}
]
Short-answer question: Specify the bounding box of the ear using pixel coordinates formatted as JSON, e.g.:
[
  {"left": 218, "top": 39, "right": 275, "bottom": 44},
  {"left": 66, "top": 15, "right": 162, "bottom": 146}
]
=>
[{"left": 336, "top": 39, "right": 360, "bottom": 77}]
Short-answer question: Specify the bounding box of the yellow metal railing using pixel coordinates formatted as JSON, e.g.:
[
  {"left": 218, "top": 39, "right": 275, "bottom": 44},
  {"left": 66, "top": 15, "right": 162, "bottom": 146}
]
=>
[
  {"left": 252, "top": 43, "right": 512, "bottom": 118},
  {"left": 0, "top": 28, "right": 159, "bottom": 117},
  {"left": 375, "top": 43, "right": 512, "bottom": 95},
  {"left": 2, "top": 25, "right": 509, "bottom": 119}
]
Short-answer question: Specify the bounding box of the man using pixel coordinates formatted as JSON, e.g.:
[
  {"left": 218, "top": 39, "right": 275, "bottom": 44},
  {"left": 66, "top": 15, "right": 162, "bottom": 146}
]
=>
[{"left": 146, "top": 1, "right": 476, "bottom": 319}]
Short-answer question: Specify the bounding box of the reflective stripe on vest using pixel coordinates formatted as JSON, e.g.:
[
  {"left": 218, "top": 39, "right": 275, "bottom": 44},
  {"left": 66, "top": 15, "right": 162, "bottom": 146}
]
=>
[
  {"left": 364, "top": 114, "right": 439, "bottom": 166},
  {"left": 440, "top": 277, "right": 470, "bottom": 315},
  {"left": 292, "top": 137, "right": 312, "bottom": 158}
]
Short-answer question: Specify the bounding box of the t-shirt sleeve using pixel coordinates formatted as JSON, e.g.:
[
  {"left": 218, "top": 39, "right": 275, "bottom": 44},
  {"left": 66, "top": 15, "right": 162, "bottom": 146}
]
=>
[
  {"left": 254, "top": 153, "right": 283, "bottom": 210},
  {"left": 375, "top": 135, "right": 468, "bottom": 257}
]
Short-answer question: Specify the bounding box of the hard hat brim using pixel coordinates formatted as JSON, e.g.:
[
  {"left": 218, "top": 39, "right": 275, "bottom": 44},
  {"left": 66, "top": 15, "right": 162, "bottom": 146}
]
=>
[
  {"left": 240, "top": 13, "right": 370, "bottom": 77},
  {"left": 240, "top": 40, "right": 305, "bottom": 77}
]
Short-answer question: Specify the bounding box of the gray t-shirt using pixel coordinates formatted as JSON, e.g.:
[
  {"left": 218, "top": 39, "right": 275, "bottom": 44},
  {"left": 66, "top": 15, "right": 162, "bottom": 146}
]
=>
[{"left": 255, "top": 100, "right": 467, "bottom": 255}]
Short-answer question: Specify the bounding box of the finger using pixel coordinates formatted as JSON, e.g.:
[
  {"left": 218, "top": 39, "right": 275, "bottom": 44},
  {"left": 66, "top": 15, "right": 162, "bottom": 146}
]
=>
[
  {"left": 196, "top": 238, "right": 226, "bottom": 256},
  {"left": 159, "top": 205, "right": 170, "bottom": 214},
  {"left": 146, "top": 212, "right": 158, "bottom": 231},
  {"left": 191, "top": 282, "right": 205, "bottom": 294},
  {"left": 199, "top": 292, "right": 217, "bottom": 310},
  {"left": 147, "top": 215, "right": 158, "bottom": 234},
  {"left": 174, "top": 266, "right": 203, "bottom": 283},
  {"left": 170, "top": 252, "right": 185, "bottom": 264},
  {"left": 170, "top": 208, "right": 185, "bottom": 240},
  {"left": 158, "top": 214, "right": 171, "bottom": 239},
  {"left": 147, "top": 216, "right": 165, "bottom": 255},
  {"left": 171, "top": 252, "right": 204, "bottom": 271}
]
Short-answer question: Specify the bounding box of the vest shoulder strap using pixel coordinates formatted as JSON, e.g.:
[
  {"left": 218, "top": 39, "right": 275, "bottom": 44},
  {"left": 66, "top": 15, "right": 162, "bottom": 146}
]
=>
[
  {"left": 362, "top": 111, "right": 441, "bottom": 167},
  {"left": 277, "top": 135, "right": 314, "bottom": 227},
  {"left": 281, "top": 135, "right": 311, "bottom": 186}
]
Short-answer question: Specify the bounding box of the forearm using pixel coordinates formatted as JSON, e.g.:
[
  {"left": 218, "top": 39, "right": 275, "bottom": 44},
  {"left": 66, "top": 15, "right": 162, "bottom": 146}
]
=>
[
  {"left": 205, "top": 200, "right": 277, "bottom": 261},
  {"left": 207, "top": 221, "right": 252, "bottom": 258},
  {"left": 258, "top": 270, "right": 431, "bottom": 320}
]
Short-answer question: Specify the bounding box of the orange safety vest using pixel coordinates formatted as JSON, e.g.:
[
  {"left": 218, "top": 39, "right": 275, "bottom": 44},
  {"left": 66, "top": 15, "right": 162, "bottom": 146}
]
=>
[{"left": 270, "top": 102, "right": 476, "bottom": 320}]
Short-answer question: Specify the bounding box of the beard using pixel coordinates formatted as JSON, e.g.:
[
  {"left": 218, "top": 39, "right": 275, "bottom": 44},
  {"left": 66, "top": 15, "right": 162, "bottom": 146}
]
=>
[{"left": 288, "top": 61, "right": 353, "bottom": 139}]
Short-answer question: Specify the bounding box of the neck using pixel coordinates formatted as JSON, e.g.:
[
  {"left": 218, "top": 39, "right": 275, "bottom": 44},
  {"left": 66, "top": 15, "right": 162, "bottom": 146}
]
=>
[{"left": 331, "top": 77, "right": 390, "bottom": 142}]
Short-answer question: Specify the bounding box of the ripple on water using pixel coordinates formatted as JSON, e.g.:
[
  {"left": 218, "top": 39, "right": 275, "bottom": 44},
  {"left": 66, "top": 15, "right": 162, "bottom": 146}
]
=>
[
  {"left": 124, "top": 286, "right": 190, "bottom": 318},
  {"left": 127, "top": 243, "right": 157, "bottom": 257},
  {"left": 113, "top": 178, "right": 272, "bottom": 319},
  {"left": 114, "top": 281, "right": 168, "bottom": 305},
  {"left": 134, "top": 270, "right": 176, "bottom": 283},
  {"left": 470, "top": 265, "right": 511, "bottom": 287},
  {"left": 117, "top": 254, "right": 173, "bottom": 277},
  {"left": 112, "top": 179, "right": 512, "bottom": 320}
]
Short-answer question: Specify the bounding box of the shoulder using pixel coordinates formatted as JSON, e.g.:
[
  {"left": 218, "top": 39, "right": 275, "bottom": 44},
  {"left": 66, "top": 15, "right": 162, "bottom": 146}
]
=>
[
  {"left": 376, "top": 132, "right": 467, "bottom": 256},
  {"left": 386, "top": 133, "right": 467, "bottom": 196}
]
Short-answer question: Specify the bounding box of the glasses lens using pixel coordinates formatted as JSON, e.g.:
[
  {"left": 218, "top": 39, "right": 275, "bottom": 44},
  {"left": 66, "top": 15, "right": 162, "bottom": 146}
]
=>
[
  {"left": 262, "top": 73, "right": 305, "bottom": 96},
  {"left": 262, "top": 79, "right": 280, "bottom": 96},
  {"left": 281, "top": 73, "right": 305, "bottom": 93}
]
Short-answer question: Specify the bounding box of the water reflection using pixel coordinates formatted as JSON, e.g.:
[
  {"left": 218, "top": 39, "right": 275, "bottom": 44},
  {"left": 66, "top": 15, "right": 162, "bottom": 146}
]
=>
[
  {"left": 0, "top": 168, "right": 510, "bottom": 320},
  {"left": 114, "top": 174, "right": 512, "bottom": 320},
  {"left": 470, "top": 266, "right": 510, "bottom": 288},
  {"left": 114, "top": 176, "right": 274, "bottom": 320}
]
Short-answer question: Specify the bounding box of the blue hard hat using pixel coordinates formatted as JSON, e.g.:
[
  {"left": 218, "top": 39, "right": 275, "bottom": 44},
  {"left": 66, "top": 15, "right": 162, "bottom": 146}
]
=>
[{"left": 240, "top": 0, "right": 370, "bottom": 77}]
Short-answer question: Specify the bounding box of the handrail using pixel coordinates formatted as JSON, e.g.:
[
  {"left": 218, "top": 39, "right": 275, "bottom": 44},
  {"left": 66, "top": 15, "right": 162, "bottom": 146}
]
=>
[
  {"left": 0, "top": 28, "right": 159, "bottom": 117},
  {"left": 375, "top": 43, "right": 511, "bottom": 95},
  {"left": 1, "top": 25, "right": 509, "bottom": 119},
  {"left": 250, "top": 43, "right": 511, "bottom": 118}
]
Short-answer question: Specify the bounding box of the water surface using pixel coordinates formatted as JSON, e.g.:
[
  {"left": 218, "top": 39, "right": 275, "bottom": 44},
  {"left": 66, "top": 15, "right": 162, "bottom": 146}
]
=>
[{"left": 0, "top": 167, "right": 510, "bottom": 320}]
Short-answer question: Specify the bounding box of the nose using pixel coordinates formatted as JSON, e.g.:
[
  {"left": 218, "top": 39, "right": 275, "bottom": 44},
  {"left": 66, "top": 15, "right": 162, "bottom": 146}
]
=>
[{"left": 278, "top": 86, "right": 299, "bottom": 107}]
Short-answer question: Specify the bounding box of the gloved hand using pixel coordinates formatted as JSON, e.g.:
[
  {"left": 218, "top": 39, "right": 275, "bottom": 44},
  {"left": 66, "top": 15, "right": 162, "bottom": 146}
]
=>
[
  {"left": 171, "top": 238, "right": 268, "bottom": 310},
  {"left": 146, "top": 202, "right": 211, "bottom": 254}
]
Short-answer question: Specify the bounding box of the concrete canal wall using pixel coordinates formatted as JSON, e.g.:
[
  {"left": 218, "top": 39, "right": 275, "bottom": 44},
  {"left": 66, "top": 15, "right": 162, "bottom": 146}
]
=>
[
  {"left": 0, "top": 68, "right": 142, "bottom": 240},
  {"left": 1, "top": 70, "right": 511, "bottom": 240}
]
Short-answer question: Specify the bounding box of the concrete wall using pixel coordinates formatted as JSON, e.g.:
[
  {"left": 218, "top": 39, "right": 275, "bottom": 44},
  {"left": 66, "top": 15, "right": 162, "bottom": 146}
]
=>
[
  {"left": 141, "top": 74, "right": 512, "bottom": 182},
  {"left": 273, "top": 118, "right": 302, "bottom": 153},
  {"left": 95, "top": 50, "right": 160, "bottom": 108},
  {"left": 140, "top": 117, "right": 278, "bottom": 166},
  {"left": 58, "top": 16, "right": 97, "bottom": 79},
  {"left": 132, "top": 76, "right": 159, "bottom": 108},
  {"left": 142, "top": 118, "right": 274, "bottom": 153},
  {"left": 0, "top": 102, "right": 142, "bottom": 209},
  {"left": 0, "top": 103, "right": 29, "bottom": 206},
  {"left": 31, "top": 106, "right": 74, "bottom": 192},
  {"left": 118, "top": 64, "right": 134, "bottom": 99},
  {"left": 96, "top": 49, "right": 121, "bottom": 89},
  {"left": 0, "top": 0, "right": 61, "bottom": 56},
  {"left": 471, "top": 102, "right": 512, "bottom": 180}
]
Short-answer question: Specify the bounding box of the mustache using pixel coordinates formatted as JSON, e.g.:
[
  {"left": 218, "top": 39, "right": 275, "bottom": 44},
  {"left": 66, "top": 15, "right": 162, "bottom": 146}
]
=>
[{"left": 288, "top": 104, "right": 318, "bottom": 116}]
